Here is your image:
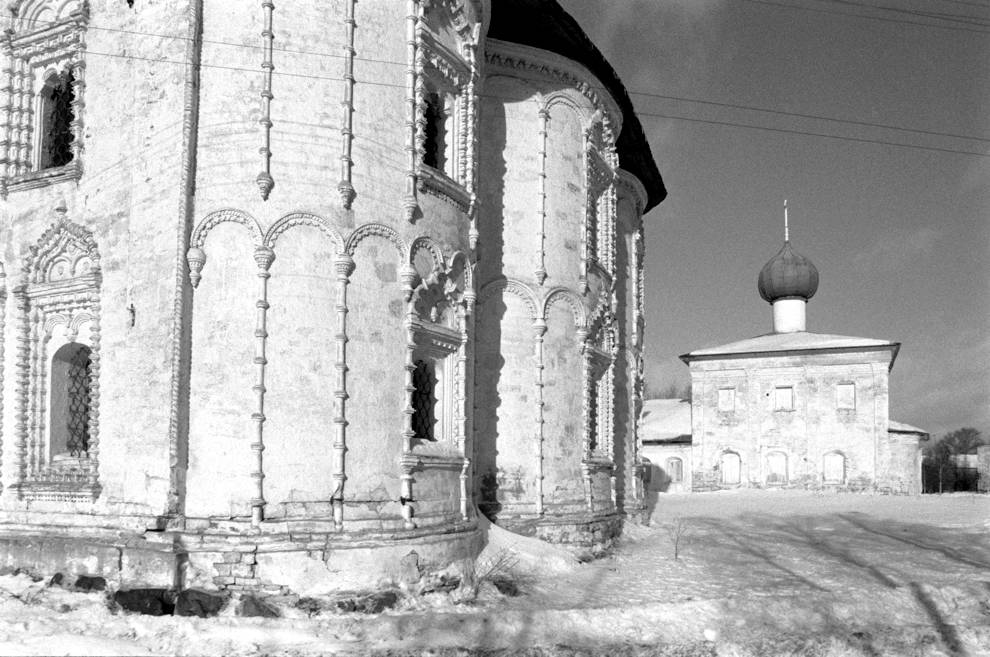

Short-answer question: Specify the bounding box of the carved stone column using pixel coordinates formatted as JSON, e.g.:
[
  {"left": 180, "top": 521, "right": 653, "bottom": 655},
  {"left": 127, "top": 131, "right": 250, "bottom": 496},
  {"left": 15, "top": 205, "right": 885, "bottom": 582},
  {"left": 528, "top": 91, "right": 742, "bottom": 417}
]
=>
[
  {"left": 331, "top": 253, "right": 355, "bottom": 531},
  {"left": 532, "top": 316, "right": 547, "bottom": 516},
  {"left": 250, "top": 246, "right": 275, "bottom": 525}
]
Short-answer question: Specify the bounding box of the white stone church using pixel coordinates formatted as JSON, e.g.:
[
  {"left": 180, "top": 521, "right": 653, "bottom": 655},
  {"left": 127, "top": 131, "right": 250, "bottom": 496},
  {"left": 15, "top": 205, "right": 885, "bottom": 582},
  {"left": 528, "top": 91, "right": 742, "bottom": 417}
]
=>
[
  {"left": 641, "top": 224, "right": 927, "bottom": 496},
  {"left": 0, "top": 0, "right": 665, "bottom": 593}
]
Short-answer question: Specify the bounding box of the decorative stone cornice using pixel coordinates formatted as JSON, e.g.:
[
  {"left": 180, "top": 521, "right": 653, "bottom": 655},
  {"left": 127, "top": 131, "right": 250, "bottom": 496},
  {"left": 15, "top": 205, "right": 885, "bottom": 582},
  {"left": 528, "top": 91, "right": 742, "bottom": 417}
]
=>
[{"left": 484, "top": 38, "right": 623, "bottom": 139}]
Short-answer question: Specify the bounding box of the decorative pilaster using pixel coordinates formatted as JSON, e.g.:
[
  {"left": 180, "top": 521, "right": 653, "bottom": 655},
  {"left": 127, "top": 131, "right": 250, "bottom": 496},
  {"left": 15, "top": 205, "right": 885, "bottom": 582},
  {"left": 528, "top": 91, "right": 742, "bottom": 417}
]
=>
[
  {"left": 533, "top": 317, "right": 547, "bottom": 516},
  {"left": 331, "top": 253, "right": 355, "bottom": 531},
  {"left": 579, "top": 329, "right": 593, "bottom": 513},
  {"left": 86, "top": 291, "right": 101, "bottom": 491},
  {"left": 69, "top": 58, "right": 85, "bottom": 166},
  {"left": 399, "top": 263, "right": 418, "bottom": 530},
  {"left": 256, "top": 1, "right": 275, "bottom": 200},
  {"left": 0, "top": 266, "right": 6, "bottom": 492},
  {"left": 535, "top": 109, "right": 549, "bottom": 284},
  {"left": 403, "top": 0, "right": 420, "bottom": 222},
  {"left": 459, "top": 457, "right": 470, "bottom": 522},
  {"left": 11, "top": 288, "right": 27, "bottom": 491},
  {"left": 14, "top": 59, "right": 28, "bottom": 175},
  {"left": 337, "top": 0, "right": 357, "bottom": 207},
  {"left": 250, "top": 246, "right": 275, "bottom": 526}
]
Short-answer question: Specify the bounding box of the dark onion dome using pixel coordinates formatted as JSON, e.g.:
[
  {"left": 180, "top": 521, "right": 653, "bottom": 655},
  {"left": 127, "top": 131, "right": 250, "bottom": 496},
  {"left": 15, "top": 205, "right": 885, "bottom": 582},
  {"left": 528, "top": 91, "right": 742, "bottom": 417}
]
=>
[
  {"left": 758, "top": 241, "right": 819, "bottom": 303},
  {"left": 488, "top": 0, "right": 667, "bottom": 211}
]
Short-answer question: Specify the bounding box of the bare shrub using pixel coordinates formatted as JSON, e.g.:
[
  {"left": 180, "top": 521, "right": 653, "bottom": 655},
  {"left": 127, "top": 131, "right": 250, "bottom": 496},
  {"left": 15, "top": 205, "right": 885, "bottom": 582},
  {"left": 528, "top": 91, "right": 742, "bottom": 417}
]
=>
[{"left": 664, "top": 516, "right": 690, "bottom": 560}]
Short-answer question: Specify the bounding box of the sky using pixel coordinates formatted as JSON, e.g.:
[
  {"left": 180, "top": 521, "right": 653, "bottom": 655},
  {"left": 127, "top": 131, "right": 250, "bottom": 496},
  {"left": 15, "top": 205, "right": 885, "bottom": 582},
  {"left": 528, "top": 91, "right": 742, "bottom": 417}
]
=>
[{"left": 558, "top": 0, "right": 990, "bottom": 438}]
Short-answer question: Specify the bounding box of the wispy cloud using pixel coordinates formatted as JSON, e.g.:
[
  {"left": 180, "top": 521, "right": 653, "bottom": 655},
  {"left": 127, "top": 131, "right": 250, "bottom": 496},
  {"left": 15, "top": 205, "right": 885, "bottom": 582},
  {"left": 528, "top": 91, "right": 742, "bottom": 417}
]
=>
[{"left": 851, "top": 226, "right": 939, "bottom": 272}]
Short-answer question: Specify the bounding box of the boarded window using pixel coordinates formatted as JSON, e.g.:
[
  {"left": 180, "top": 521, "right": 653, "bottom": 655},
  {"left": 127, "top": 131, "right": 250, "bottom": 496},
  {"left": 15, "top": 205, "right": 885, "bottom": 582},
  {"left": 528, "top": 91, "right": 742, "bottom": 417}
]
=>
[
  {"left": 718, "top": 387, "right": 735, "bottom": 412},
  {"left": 824, "top": 452, "right": 845, "bottom": 483},
  {"left": 666, "top": 457, "right": 683, "bottom": 483},
  {"left": 766, "top": 451, "right": 787, "bottom": 485},
  {"left": 720, "top": 452, "right": 741, "bottom": 485},
  {"left": 773, "top": 386, "right": 794, "bottom": 411},
  {"left": 836, "top": 383, "right": 855, "bottom": 410}
]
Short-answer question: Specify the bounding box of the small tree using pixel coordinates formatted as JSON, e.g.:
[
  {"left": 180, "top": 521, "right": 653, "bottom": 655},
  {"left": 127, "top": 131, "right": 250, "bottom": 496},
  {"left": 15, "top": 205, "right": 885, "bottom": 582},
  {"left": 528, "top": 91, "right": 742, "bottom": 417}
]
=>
[
  {"left": 941, "top": 428, "right": 985, "bottom": 455},
  {"left": 923, "top": 428, "right": 983, "bottom": 493}
]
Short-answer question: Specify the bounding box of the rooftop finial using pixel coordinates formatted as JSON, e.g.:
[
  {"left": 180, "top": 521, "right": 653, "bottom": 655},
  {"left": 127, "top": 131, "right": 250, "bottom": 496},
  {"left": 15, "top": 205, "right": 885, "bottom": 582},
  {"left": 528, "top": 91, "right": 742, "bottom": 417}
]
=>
[{"left": 784, "top": 199, "right": 790, "bottom": 242}]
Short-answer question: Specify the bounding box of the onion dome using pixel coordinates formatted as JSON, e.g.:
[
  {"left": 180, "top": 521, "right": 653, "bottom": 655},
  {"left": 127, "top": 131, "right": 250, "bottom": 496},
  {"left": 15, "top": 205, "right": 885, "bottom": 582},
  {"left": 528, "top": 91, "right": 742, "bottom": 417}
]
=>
[{"left": 758, "top": 241, "right": 819, "bottom": 303}]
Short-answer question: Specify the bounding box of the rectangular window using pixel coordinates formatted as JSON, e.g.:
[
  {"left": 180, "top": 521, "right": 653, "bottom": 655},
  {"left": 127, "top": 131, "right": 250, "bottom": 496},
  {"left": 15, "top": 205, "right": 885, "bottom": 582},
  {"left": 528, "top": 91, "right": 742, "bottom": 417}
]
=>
[
  {"left": 836, "top": 382, "right": 856, "bottom": 410},
  {"left": 717, "top": 387, "right": 735, "bottom": 412},
  {"left": 773, "top": 386, "right": 794, "bottom": 411}
]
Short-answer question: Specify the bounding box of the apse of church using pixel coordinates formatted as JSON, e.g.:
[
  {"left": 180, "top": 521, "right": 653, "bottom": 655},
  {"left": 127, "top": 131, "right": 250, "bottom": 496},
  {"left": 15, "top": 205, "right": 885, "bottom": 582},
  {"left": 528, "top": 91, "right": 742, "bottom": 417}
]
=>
[{"left": 0, "top": 0, "right": 665, "bottom": 592}]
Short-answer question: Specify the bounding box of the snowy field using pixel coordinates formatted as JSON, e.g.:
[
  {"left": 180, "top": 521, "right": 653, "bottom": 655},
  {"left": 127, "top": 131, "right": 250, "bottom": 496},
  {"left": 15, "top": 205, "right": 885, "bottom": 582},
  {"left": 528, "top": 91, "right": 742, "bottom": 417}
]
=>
[{"left": 0, "top": 490, "right": 987, "bottom": 656}]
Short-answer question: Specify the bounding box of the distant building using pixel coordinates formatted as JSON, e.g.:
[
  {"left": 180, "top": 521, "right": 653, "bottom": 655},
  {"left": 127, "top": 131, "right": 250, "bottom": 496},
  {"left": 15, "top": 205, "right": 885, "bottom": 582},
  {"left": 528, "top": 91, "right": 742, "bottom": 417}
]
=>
[
  {"left": 639, "top": 399, "right": 692, "bottom": 493},
  {"left": 641, "top": 219, "right": 926, "bottom": 494}
]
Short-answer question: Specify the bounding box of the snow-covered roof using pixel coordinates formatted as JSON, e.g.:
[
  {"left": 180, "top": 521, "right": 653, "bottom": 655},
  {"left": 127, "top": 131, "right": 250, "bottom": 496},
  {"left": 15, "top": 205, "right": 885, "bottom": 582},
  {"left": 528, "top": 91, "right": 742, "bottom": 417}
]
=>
[
  {"left": 681, "top": 331, "right": 899, "bottom": 363},
  {"left": 639, "top": 398, "right": 692, "bottom": 443},
  {"left": 889, "top": 420, "right": 928, "bottom": 435}
]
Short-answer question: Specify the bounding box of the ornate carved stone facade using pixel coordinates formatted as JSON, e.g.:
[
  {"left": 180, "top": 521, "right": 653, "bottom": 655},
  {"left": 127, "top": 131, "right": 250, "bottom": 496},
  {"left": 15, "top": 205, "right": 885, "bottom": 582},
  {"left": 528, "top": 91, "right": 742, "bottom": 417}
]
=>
[{"left": 0, "top": 0, "right": 665, "bottom": 592}]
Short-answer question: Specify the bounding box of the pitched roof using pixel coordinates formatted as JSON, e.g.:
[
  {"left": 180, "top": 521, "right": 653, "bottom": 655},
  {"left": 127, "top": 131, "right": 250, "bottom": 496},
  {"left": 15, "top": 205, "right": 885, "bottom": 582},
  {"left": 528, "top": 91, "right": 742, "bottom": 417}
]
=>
[
  {"left": 639, "top": 398, "right": 692, "bottom": 442},
  {"left": 889, "top": 420, "right": 929, "bottom": 435},
  {"left": 488, "top": 0, "right": 666, "bottom": 211},
  {"left": 681, "top": 331, "right": 900, "bottom": 364}
]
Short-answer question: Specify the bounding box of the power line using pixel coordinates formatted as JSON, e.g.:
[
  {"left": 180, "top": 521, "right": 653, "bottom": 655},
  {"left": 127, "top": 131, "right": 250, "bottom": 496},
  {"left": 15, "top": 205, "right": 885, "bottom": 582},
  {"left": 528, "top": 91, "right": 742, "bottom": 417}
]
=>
[
  {"left": 815, "top": 0, "right": 990, "bottom": 26},
  {"left": 929, "top": 0, "right": 990, "bottom": 10},
  {"left": 59, "top": 13, "right": 990, "bottom": 142},
  {"left": 630, "top": 92, "right": 990, "bottom": 142},
  {"left": 636, "top": 110, "right": 990, "bottom": 157},
  {"left": 78, "top": 49, "right": 989, "bottom": 158},
  {"left": 737, "top": 0, "right": 990, "bottom": 34}
]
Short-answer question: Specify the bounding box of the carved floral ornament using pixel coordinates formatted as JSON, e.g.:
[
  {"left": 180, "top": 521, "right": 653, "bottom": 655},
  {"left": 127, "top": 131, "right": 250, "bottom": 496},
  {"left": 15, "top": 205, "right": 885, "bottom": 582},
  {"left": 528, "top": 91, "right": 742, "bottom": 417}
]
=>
[{"left": 6, "top": 0, "right": 87, "bottom": 33}]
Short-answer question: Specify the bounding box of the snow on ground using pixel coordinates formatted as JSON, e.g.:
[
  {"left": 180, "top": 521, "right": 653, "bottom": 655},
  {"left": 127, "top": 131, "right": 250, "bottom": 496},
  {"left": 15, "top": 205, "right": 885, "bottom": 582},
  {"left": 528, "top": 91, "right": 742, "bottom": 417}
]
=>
[{"left": 0, "top": 491, "right": 986, "bottom": 656}]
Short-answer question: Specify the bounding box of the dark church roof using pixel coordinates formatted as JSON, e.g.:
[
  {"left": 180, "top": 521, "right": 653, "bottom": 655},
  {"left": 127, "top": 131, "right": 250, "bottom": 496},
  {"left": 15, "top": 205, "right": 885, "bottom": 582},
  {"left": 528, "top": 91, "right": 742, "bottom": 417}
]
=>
[{"left": 488, "top": 0, "right": 667, "bottom": 211}]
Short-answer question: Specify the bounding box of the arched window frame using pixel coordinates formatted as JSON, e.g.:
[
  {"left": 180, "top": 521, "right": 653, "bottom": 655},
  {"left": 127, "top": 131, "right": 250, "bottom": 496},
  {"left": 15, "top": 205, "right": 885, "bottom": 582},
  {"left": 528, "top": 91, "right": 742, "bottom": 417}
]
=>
[
  {"left": 11, "top": 214, "right": 102, "bottom": 502},
  {"left": 34, "top": 67, "right": 76, "bottom": 171},
  {"left": 823, "top": 451, "right": 847, "bottom": 485},
  {"left": 765, "top": 450, "right": 788, "bottom": 486},
  {"left": 0, "top": 1, "right": 87, "bottom": 195},
  {"left": 720, "top": 450, "right": 742, "bottom": 486}
]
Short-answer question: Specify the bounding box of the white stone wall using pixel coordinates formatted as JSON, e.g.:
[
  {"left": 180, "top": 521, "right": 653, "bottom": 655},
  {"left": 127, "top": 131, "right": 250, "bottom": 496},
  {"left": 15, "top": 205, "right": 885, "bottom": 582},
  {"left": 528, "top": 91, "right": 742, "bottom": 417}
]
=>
[
  {"left": 474, "top": 40, "right": 645, "bottom": 534},
  {"left": 688, "top": 349, "right": 904, "bottom": 491}
]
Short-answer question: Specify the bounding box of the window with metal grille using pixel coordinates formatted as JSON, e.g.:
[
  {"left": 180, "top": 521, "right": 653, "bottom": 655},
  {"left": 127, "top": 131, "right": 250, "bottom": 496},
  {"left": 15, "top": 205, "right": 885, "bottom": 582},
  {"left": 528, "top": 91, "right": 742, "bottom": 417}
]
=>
[
  {"left": 423, "top": 91, "right": 446, "bottom": 171},
  {"left": 412, "top": 359, "right": 437, "bottom": 441},
  {"left": 40, "top": 70, "right": 76, "bottom": 170},
  {"left": 50, "top": 342, "right": 92, "bottom": 458},
  {"left": 666, "top": 457, "right": 683, "bottom": 483},
  {"left": 588, "top": 382, "right": 599, "bottom": 451}
]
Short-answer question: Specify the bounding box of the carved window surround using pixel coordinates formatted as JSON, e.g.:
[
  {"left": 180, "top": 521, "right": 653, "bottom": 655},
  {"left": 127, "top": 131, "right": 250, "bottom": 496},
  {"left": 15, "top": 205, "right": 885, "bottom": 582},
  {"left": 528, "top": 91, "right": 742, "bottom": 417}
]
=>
[
  {"left": 11, "top": 215, "right": 101, "bottom": 503},
  {"left": 0, "top": 3, "right": 87, "bottom": 197},
  {"left": 416, "top": 34, "right": 472, "bottom": 210},
  {"left": 409, "top": 318, "right": 461, "bottom": 447}
]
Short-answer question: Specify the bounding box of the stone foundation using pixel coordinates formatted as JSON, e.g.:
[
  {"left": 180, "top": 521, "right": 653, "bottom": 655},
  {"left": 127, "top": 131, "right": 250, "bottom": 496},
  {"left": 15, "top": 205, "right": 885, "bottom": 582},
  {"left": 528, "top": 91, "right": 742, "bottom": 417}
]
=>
[
  {"left": 0, "top": 517, "right": 482, "bottom": 596},
  {"left": 498, "top": 513, "right": 623, "bottom": 553}
]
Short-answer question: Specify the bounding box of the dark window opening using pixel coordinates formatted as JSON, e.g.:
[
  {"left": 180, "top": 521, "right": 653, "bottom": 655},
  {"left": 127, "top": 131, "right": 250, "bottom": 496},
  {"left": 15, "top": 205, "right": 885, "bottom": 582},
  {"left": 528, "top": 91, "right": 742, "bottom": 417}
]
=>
[
  {"left": 40, "top": 70, "right": 76, "bottom": 170},
  {"left": 423, "top": 91, "right": 446, "bottom": 171},
  {"left": 588, "top": 384, "right": 599, "bottom": 451},
  {"left": 412, "top": 359, "right": 437, "bottom": 441},
  {"left": 51, "top": 342, "right": 92, "bottom": 458}
]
